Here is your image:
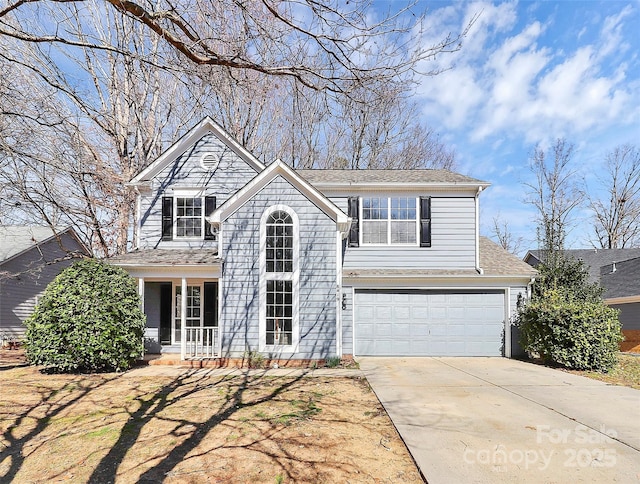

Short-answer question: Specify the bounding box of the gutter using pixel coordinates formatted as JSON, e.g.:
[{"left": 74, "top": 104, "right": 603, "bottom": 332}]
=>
[{"left": 475, "top": 186, "right": 484, "bottom": 275}]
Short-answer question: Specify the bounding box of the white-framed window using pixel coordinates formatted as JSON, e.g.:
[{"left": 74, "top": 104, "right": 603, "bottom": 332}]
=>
[
  {"left": 259, "top": 205, "right": 299, "bottom": 351},
  {"left": 162, "top": 190, "right": 216, "bottom": 241},
  {"left": 175, "top": 197, "right": 203, "bottom": 238},
  {"left": 361, "top": 197, "right": 418, "bottom": 245}
]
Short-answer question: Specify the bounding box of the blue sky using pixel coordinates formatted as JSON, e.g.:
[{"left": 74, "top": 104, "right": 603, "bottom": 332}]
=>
[{"left": 395, "top": 0, "right": 640, "bottom": 253}]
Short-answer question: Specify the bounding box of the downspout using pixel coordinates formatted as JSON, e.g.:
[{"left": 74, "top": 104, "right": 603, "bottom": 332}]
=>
[
  {"left": 475, "top": 186, "right": 484, "bottom": 275},
  {"left": 133, "top": 185, "right": 141, "bottom": 250}
]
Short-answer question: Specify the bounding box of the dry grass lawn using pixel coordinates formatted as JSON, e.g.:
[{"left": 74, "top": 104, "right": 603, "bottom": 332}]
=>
[
  {"left": 567, "top": 353, "right": 640, "bottom": 390},
  {"left": 0, "top": 350, "right": 422, "bottom": 483}
]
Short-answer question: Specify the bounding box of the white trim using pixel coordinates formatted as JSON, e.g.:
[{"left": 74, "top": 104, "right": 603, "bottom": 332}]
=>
[
  {"left": 336, "top": 230, "right": 342, "bottom": 357},
  {"left": 259, "top": 205, "right": 300, "bottom": 353},
  {"left": 605, "top": 295, "right": 640, "bottom": 305},
  {"left": 504, "top": 286, "right": 511, "bottom": 358},
  {"left": 128, "top": 117, "right": 265, "bottom": 185},
  {"left": 304, "top": 182, "right": 491, "bottom": 191},
  {"left": 351, "top": 286, "right": 356, "bottom": 357},
  {"left": 138, "top": 278, "right": 145, "bottom": 311},
  {"left": 217, "top": 278, "right": 223, "bottom": 357},
  {"left": 475, "top": 187, "right": 483, "bottom": 274},
  {"left": 173, "top": 190, "right": 206, "bottom": 240},
  {"left": 209, "top": 160, "right": 349, "bottom": 230},
  {"left": 180, "top": 278, "right": 187, "bottom": 359}
]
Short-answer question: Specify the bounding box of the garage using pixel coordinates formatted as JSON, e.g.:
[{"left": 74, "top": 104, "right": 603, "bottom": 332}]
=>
[{"left": 354, "top": 289, "right": 506, "bottom": 356}]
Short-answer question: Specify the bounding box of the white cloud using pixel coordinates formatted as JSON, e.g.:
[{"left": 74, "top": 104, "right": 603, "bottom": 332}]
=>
[{"left": 415, "top": 1, "right": 640, "bottom": 146}]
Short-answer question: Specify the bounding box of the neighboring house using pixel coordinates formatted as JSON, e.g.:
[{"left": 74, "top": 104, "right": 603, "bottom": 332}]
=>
[
  {"left": 524, "top": 249, "right": 640, "bottom": 352},
  {"left": 110, "top": 117, "right": 536, "bottom": 363},
  {"left": 0, "top": 226, "right": 90, "bottom": 342}
]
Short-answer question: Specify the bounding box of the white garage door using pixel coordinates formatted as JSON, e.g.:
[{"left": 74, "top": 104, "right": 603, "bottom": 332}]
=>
[{"left": 354, "top": 290, "right": 505, "bottom": 356}]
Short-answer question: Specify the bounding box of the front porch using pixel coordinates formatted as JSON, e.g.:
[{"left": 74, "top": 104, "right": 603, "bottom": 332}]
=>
[{"left": 108, "top": 249, "right": 222, "bottom": 361}]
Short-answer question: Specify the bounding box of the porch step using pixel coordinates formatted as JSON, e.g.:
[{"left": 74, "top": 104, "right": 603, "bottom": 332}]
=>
[{"left": 143, "top": 353, "right": 217, "bottom": 368}]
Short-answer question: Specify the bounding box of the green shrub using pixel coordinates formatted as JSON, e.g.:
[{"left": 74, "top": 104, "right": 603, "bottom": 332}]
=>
[
  {"left": 518, "top": 289, "right": 623, "bottom": 372},
  {"left": 325, "top": 356, "right": 341, "bottom": 368},
  {"left": 25, "top": 258, "right": 145, "bottom": 372}
]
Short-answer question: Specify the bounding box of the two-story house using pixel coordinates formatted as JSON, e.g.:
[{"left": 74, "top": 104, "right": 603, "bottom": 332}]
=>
[{"left": 110, "top": 117, "right": 536, "bottom": 364}]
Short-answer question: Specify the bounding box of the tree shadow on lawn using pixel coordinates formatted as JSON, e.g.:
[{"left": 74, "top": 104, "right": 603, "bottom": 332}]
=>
[
  {"left": 88, "top": 369, "right": 337, "bottom": 483},
  {"left": 0, "top": 373, "right": 117, "bottom": 482}
]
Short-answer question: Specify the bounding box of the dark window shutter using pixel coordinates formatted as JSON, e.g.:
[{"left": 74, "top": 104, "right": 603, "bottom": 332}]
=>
[
  {"left": 420, "top": 196, "right": 431, "bottom": 248},
  {"left": 161, "top": 197, "right": 173, "bottom": 241},
  {"left": 348, "top": 197, "right": 359, "bottom": 247},
  {"left": 204, "top": 196, "right": 217, "bottom": 240},
  {"left": 204, "top": 282, "right": 218, "bottom": 327}
]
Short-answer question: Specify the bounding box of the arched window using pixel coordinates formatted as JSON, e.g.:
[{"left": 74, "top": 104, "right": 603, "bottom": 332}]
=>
[
  {"left": 260, "top": 206, "right": 299, "bottom": 350},
  {"left": 265, "top": 211, "right": 293, "bottom": 273}
]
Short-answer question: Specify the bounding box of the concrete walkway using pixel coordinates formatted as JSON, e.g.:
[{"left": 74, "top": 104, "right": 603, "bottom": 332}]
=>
[{"left": 359, "top": 357, "right": 640, "bottom": 483}]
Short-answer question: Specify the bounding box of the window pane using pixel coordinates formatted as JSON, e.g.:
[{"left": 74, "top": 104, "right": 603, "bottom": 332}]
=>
[
  {"left": 362, "top": 221, "right": 388, "bottom": 244},
  {"left": 176, "top": 197, "right": 202, "bottom": 237},
  {"left": 391, "top": 221, "right": 417, "bottom": 244}
]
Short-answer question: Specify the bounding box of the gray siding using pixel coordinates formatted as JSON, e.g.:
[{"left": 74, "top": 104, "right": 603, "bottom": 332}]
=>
[
  {"left": 611, "top": 303, "right": 640, "bottom": 330},
  {"left": 220, "top": 175, "right": 337, "bottom": 359},
  {"left": 341, "top": 286, "right": 353, "bottom": 355},
  {"left": 0, "top": 232, "right": 86, "bottom": 339},
  {"left": 331, "top": 196, "right": 477, "bottom": 270},
  {"left": 139, "top": 133, "right": 259, "bottom": 249}
]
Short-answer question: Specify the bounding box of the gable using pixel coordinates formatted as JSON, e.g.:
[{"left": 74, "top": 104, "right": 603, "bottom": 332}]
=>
[
  {"left": 129, "top": 117, "right": 265, "bottom": 185},
  {"left": 209, "top": 160, "right": 349, "bottom": 232}
]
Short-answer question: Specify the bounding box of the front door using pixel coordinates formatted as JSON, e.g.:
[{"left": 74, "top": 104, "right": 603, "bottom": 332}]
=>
[{"left": 174, "top": 285, "right": 201, "bottom": 344}]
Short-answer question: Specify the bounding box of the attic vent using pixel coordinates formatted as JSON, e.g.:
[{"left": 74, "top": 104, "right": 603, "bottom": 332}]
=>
[{"left": 201, "top": 154, "right": 219, "bottom": 171}]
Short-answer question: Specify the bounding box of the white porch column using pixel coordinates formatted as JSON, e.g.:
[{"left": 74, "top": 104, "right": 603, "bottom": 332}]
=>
[
  {"left": 137, "top": 278, "right": 145, "bottom": 309},
  {"left": 138, "top": 278, "right": 145, "bottom": 355},
  {"left": 180, "top": 277, "right": 187, "bottom": 360}
]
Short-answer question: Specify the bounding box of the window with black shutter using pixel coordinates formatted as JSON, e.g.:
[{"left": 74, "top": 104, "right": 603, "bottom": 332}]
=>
[{"left": 420, "top": 196, "right": 432, "bottom": 247}]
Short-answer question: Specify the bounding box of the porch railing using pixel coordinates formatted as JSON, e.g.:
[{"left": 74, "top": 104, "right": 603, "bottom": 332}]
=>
[{"left": 185, "top": 326, "right": 219, "bottom": 359}]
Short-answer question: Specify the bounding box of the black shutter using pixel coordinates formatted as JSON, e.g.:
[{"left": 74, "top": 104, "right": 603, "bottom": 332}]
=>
[
  {"left": 204, "top": 282, "right": 218, "bottom": 327},
  {"left": 420, "top": 196, "right": 431, "bottom": 247},
  {"left": 161, "top": 197, "right": 173, "bottom": 240},
  {"left": 159, "top": 282, "right": 172, "bottom": 344},
  {"left": 204, "top": 196, "right": 217, "bottom": 240},
  {"left": 348, "top": 197, "right": 359, "bottom": 247}
]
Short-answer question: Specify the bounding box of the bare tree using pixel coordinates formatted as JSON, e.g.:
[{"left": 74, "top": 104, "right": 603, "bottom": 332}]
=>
[
  {"left": 524, "top": 139, "right": 584, "bottom": 263},
  {"left": 1, "top": 2, "right": 465, "bottom": 256},
  {"left": 0, "top": 10, "right": 201, "bottom": 256},
  {"left": 0, "top": 0, "right": 474, "bottom": 95},
  {"left": 588, "top": 144, "right": 640, "bottom": 249},
  {"left": 490, "top": 214, "right": 524, "bottom": 255}
]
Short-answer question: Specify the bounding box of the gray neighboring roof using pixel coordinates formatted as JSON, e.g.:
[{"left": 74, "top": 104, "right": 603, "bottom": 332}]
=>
[
  {"left": 344, "top": 237, "right": 536, "bottom": 279},
  {"left": 296, "top": 169, "right": 489, "bottom": 186},
  {"left": 600, "top": 256, "right": 640, "bottom": 299},
  {"left": 0, "top": 226, "right": 85, "bottom": 263},
  {"left": 108, "top": 249, "right": 220, "bottom": 266},
  {"left": 526, "top": 248, "right": 640, "bottom": 283}
]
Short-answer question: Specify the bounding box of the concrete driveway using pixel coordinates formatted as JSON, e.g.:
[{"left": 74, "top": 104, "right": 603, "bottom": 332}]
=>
[{"left": 359, "top": 357, "right": 640, "bottom": 483}]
